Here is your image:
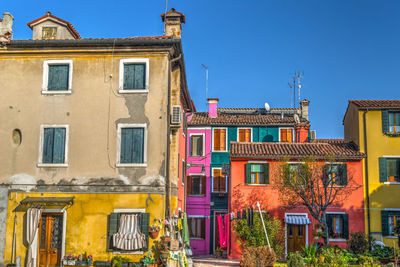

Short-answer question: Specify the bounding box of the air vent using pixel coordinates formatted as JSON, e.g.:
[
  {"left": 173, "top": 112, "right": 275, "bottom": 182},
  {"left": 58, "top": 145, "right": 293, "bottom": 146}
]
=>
[
  {"left": 310, "top": 130, "right": 317, "bottom": 141},
  {"left": 171, "top": 105, "right": 182, "bottom": 125}
]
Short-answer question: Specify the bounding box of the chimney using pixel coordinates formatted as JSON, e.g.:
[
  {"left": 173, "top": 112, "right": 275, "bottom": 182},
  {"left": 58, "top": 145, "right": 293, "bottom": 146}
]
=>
[
  {"left": 0, "top": 12, "right": 14, "bottom": 44},
  {"left": 300, "top": 99, "right": 310, "bottom": 121},
  {"left": 161, "top": 8, "right": 185, "bottom": 38},
  {"left": 295, "top": 123, "right": 310, "bottom": 143},
  {"left": 208, "top": 98, "right": 219, "bottom": 118}
]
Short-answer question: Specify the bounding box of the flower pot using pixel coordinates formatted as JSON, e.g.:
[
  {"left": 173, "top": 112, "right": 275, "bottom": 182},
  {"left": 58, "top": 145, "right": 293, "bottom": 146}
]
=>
[
  {"left": 320, "top": 256, "right": 325, "bottom": 262},
  {"left": 163, "top": 236, "right": 171, "bottom": 242},
  {"left": 68, "top": 260, "right": 76, "bottom": 265},
  {"left": 150, "top": 230, "right": 160, "bottom": 239}
]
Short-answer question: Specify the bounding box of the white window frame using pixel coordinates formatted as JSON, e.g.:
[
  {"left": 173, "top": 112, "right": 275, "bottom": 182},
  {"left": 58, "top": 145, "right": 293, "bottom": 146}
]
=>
[
  {"left": 187, "top": 173, "right": 206, "bottom": 197},
  {"left": 212, "top": 127, "right": 228, "bottom": 152},
  {"left": 189, "top": 133, "right": 205, "bottom": 157},
  {"left": 116, "top": 123, "right": 147, "bottom": 167},
  {"left": 246, "top": 162, "right": 269, "bottom": 186},
  {"left": 42, "top": 59, "right": 73, "bottom": 94},
  {"left": 237, "top": 127, "right": 253, "bottom": 142},
  {"left": 382, "top": 156, "right": 400, "bottom": 184},
  {"left": 211, "top": 167, "right": 227, "bottom": 193},
  {"left": 119, "top": 58, "right": 150, "bottom": 94},
  {"left": 284, "top": 212, "right": 309, "bottom": 257},
  {"left": 37, "top": 124, "right": 69, "bottom": 168},
  {"left": 279, "top": 127, "right": 295, "bottom": 142}
]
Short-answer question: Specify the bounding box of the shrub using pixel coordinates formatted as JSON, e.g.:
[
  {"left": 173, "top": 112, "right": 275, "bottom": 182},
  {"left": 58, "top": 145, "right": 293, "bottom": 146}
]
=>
[
  {"left": 371, "top": 244, "right": 394, "bottom": 260},
  {"left": 320, "top": 246, "right": 348, "bottom": 266},
  {"left": 234, "top": 211, "right": 285, "bottom": 258},
  {"left": 240, "top": 246, "right": 276, "bottom": 267},
  {"left": 347, "top": 231, "right": 368, "bottom": 254},
  {"left": 287, "top": 252, "right": 305, "bottom": 267},
  {"left": 302, "top": 243, "right": 320, "bottom": 266}
]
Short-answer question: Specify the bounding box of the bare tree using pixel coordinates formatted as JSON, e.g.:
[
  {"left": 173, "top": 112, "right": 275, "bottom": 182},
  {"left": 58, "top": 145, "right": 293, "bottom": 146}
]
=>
[{"left": 274, "top": 158, "right": 360, "bottom": 246}]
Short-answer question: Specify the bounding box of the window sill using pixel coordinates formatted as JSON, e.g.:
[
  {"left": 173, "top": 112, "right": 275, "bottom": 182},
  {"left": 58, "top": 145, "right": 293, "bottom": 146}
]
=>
[
  {"left": 42, "top": 90, "right": 72, "bottom": 95},
  {"left": 384, "top": 182, "right": 400, "bottom": 185},
  {"left": 188, "top": 195, "right": 206, "bottom": 197},
  {"left": 190, "top": 238, "right": 205, "bottom": 240},
  {"left": 329, "top": 238, "right": 346, "bottom": 242},
  {"left": 190, "top": 155, "right": 206, "bottom": 158},
  {"left": 384, "top": 236, "right": 399, "bottom": 239},
  {"left": 118, "top": 89, "right": 149, "bottom": 94},
  {"left": 211, "top": 191, "right": 227, "bottom": 194},
  {"left": 245, "top": 184, "right": 269, "bottom": 186},
  {"left": 116, "top": 163, "right": 147, "bottom": 168},
  {"left": 37, "top": 163, "right": 68, "bottom": 168},
  {"left": 383, "top": 132, "right": 400, "bottom": 137},
  {"left": 113, "top": 251, "right": 144, "bottom": 255},
  {"left": 212, "top": 150, "right": 228, "bottom": 153}
]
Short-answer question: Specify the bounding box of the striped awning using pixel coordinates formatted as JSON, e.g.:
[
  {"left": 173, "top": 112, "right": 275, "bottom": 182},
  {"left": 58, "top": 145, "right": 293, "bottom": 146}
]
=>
[{"left": 285, "top": 214, "right": 311, "bottom": 225}]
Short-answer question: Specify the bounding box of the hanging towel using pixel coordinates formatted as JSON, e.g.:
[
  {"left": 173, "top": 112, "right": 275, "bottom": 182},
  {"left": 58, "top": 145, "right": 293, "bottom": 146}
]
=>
[
  {"left": 217, "top": 215, "right": 227, "bottom": 248},
  {"left": 224, "top": 214, "right": 230, "bottom": 249},
  {"left": 182, "top": 213, "right": 190, "bottom": 247},
  {"left": 177, "top": 218, "right": 183, "bottom": 231}
]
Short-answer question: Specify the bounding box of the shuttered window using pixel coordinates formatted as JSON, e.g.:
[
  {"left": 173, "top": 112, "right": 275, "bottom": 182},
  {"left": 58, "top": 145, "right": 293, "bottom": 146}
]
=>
[
  {"left": 389, "top": 112, "right": 400, "bottom": 133},
  {"left": 48, "top": 65, "right": 69, "bottom": 91},
  {"left": 120, "top": 127, "right": 145, "bottom": 164},
  {"left": 190, "top": 135, "right": 204, "bottom": 156},
  {"left": 187, "top": 175, "right": 206, "bottom": 196},
  {"left": 326, "top": 213, "right": 349, "bottom": 239},
  {"left": 42, "top": 127, "right": 66, "bottom": 164},
  {"left": 212, "top": 168, "right": 226, "bottom": 192},
  {"left": 123, "top": 63, "right": 146, "bottom": 90},
  {"left": 213, "top": 129, "right": 226, "bottom": 151},
  {"left": 238, "top": 128, "right": 251, "bottom": 142},
  {"left": 379, "top": 157, "right": 400, "bottom": 182},
  {"left": 188, "top": 217, "right": 205, "bottom": 239},
  {"left": 325, "top": 164, "right": 348, "bottom": 186},
  {"left": 107, "top": 212, "right": 149, "bottom": 251},
  {"left": 381, "top": 211, "right": 400, "bottom": 236},
  {"left": 280, "top": 128, "right": 293, "bottom": 143},
  {"left": 246, "top": 163, "right": 269, "bottom": 185}
]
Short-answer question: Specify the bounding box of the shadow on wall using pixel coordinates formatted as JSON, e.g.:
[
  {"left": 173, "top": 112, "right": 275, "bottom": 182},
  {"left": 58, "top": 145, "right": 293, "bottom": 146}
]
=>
[
  {"left": 262, "top": 135, "right": 274, "bottom": 142},
  {"left": 369, "top": 184, "right": 400, "bottom": 209}
]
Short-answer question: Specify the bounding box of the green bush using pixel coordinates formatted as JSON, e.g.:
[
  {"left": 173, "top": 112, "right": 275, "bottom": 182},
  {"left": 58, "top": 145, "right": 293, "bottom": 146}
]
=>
[
  {"left": 320, "top": 246, "right": 348, "bottom": 266},
  {"left": 287, "top": 252, "right": 305, "bottom": 267},
  {"left": 302, "top": 244, "right": 320, "bottom": 266},
  {"left": 239, "top": 246, "right": 276, "bottom": 267},
  {"left": 371, "top": 244, "right": 394, "bottom": 260},
  {"left": 234, "top": 212, "right": 284, "bottom": 258},
  {"left": 347, "top": 231, "right": 369, "bottom": 255}
]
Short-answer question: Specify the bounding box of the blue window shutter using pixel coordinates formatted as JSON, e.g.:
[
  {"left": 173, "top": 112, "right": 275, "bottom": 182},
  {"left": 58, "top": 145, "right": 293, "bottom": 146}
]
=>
[
  {"left": 123, "top": 64, "right": 135, "bottom": 89},
  {"left": 123, "top": 64, "right": 145, "bottom": 89},
  {"left": 120, "top": 128, "right": 133, "bottom": 163},
  {"left": 48, "top": 65, "right": 69, "bottom": 90},
  {"left": 42, "top": 128, "right": 54, "bottom": 163},
  {"left": 134, "top": 64, "right": 145, "bottom": 89},
  {"left": 382, "top": 110, "right": 389, "bottom": 133},
  {"left": 53, "top": 128, "right": 66, "bottom": 163},
  {"left": 132, "top": 128, "right": 144, "bottom": 163},
  {"left": 379, "top": 157, "right": 387, "bottom": 182}
]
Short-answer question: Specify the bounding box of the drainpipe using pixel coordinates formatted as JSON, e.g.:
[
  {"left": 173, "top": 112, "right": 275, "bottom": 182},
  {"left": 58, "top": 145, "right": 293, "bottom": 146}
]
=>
[
  {"left": 184, "top": 112, "right": 188, "bottom": 212},
  {"left": 363, "top": 110, "right": 372, "bottom": 246}
]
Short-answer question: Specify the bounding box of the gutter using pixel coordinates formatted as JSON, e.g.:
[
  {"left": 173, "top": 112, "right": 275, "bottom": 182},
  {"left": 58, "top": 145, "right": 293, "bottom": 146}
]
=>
[{"left": 363, "top": 110, "right": 372, "bottom": 246}]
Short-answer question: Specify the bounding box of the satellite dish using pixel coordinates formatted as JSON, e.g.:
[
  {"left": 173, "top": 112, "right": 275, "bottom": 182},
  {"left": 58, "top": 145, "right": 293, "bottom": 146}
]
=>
[
  {"left": 264, "top": 102, "right": 270, "bottom": 112},
  {"left": 294, "top": 114, "right": 300, "bottom": 123}
]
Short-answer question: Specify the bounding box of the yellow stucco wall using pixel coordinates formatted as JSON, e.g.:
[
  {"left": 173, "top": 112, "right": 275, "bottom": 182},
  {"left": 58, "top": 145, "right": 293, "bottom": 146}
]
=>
[
  {"left": 4, "top": 192, "right": 167, "bottom": 265},
  {"left": 358, "top": 110, "right": 400, "bottom": 246}
]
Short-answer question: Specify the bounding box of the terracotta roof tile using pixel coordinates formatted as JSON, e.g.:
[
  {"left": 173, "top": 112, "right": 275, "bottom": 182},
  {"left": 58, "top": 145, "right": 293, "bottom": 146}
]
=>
[
  {"left": 312, "top": 139, "right": 345, "bottom": 144},
  {"left": 188, "top": 112, "right": 306, "bottom": 126},
  {"left": 230, "top": 141, "right": 364, "bottom": 160},
  {"left": 349, "top": 100, "right": 400, "bottom": 109}
]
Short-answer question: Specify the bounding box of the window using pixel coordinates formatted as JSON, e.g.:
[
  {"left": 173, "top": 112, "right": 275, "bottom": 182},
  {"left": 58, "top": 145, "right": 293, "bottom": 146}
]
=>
[
  {"left": 389, "top": 214, "right": 400, "bottom": 235},
  {"left": 389, "top": 112, "right": 400, "bottom": 133},
  {"left": 188, "top": 217, "right": 205, "bottom": 239},
  {"left": 245, "top": 163, "right": 269, "bottom": 185},
  {"left": 381, "top": 210, "right": 400, "bottom": 236},
  {"left": 190, "top": 134, "right": 204, "bottom": 156},
  {"left": 326, "top": 213, "right": 349, "bottom": 239},
  {"left": 39, "top": 125, "right": 68, "bottom": 166},
  {"left": 325, "top": 163, "right": 348, "bottom": 186},
  {"left": 280, "top": 128, "right": 293, "bottom": 143},
  {"left": 187, "top": 175, "right": 206, "bottom": 196},
  {"left": 238, "top": 128, "right": 251, "bottom": 142},
  {"left": 107, "top": 210, "right": 149, "bottom": 252},
  {"left": 42, "top": 27, "right": 57, "bottom": 40},
  {"left": 212, "top": 168, "right": 226, "bottom": 192},
  {"left": 119, "top": 59, "right": 149, "bottom": 93},
  {"left": 213, "top": 128, "right": 227, "bottom": 151},
  {"left": 117, "top": 124, "right": 147, "bottom": 166},
  {"left": 379, "top": 158, "right": 400, "bottom": 183},
  {"left": 42, "top": 60, "right": 73, "bottom": 94}
]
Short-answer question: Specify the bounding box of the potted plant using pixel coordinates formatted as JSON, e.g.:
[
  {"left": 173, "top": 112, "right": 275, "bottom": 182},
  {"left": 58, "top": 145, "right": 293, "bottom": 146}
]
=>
[
  {"left": 151, "top": 240, "right": 169, "bottom": 262},
  {"left": 149, "top": 224, "right": 161, "bottom": 239},
  {"left": 215, "top": 246, "right": 224, "bottom": 258},
  {"left": 140, "top": 252, "right": 157, "bottom": 267},
  {"left": 63, "top": 254, "right": 77, "bottom": 266}
]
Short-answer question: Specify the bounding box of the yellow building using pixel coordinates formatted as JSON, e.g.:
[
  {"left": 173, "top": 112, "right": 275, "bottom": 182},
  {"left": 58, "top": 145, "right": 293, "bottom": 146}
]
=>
[
  {"left": 344, "top": 100, "right": 400, "bottom": 247},
  {"left": 0, "top": 9, "right": 193, "bottom": 266}
]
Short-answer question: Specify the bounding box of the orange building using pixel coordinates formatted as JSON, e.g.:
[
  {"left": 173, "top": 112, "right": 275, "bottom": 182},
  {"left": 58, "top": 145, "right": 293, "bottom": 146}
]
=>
[{"left": 228, "top": 140, "right": 365, "bottom": 259}]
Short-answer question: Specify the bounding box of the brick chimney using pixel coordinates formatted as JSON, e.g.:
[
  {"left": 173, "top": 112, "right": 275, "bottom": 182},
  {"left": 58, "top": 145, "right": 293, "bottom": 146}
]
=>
[
  {"left": 300, "top": 99, "right": 310, "bottom": 121},
  {"left": 0, "top": 12, "right": 14, "bottom": 44},
  {"left": 161, "top": 8, "right": 185, "bottom": 38},
  {"left": 208, "top": 98, "right": 218, "bottom": 118},
  {"left": 295, "top": 123, "right": 310, "bottom": 143}
]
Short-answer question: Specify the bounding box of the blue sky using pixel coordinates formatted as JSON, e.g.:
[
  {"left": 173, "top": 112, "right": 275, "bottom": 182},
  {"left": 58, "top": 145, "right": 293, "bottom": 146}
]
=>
[{"left": 3, "top": 0, "right": 400, "bottom": 138}]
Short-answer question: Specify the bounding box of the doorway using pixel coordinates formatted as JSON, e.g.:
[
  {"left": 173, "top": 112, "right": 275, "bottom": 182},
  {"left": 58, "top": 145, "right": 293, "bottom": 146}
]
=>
[
  {"left": 213, "top": 210, "right": 227, "bottom": 255},
  {"left": 38, "top": 213, "right": 63, "bottom": 267},
  {"left": 287, "top": 224, "right": 306, "bottom": 253}
]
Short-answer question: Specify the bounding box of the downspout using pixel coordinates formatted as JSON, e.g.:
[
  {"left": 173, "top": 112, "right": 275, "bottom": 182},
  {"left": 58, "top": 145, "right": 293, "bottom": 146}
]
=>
[
  {"left": 184, "top": 112, "right": 188, "bottom": 212},
  {"left": 363, "top": 110, "right": 372, "bottom": 246}
]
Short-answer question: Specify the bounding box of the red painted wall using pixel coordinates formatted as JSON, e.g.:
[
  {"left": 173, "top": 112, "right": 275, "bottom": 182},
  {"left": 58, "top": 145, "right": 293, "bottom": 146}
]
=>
[{"left": 228, "top": 159, "right": 364, "bottom": 259}]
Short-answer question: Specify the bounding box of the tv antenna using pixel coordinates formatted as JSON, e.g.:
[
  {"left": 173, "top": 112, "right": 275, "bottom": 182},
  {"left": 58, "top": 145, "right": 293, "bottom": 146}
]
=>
[
  {"left": 201, "top": 64, "right": 208, "bottom": 105},
  {"left": 288, "top": 71, "right": 303, "bottom": 109}
]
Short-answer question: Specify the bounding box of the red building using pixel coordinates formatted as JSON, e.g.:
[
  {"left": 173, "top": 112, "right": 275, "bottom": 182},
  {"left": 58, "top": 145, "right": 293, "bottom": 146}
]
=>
[{"left": 228, "top": 140, "right": 365, "bottom": 259}]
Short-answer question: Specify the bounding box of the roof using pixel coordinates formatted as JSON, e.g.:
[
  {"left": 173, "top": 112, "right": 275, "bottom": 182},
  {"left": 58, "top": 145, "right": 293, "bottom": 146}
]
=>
[
  {"left": 14, "top": 196, "right": 75, "bottom": 212},
  {"left": 27, "top": 11, "right": 81, "bottom": 39},
  {"left": 349, "top": 100, "right": 400, "bottom": 109},
  {"left": 312, "top": 139, "right": 345, "bottom": 144},
  {"left": 230, "top": 141, "right": 364, "bottom": 160},
  {"left": 188, "top": 112, "right": 306, "bottom": 126}
]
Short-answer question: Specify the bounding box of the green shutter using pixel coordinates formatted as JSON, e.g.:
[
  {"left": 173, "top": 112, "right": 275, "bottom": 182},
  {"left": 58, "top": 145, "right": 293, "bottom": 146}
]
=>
[
  {"left": 121, "top": 128, "right": 133, "bottom": 163},
  {"left": 48, "top": 64, "right": 69, "bottom": 90},
  {"left": 326, "top": 214, "right": 333, "bottom": 237},
  {"left": 132, "top": 128, "right": 144, "bottom": 163},
  {"left": 379, "top": 157, "right": 388, "bottom": 182},
  {"left": 246, "top": 163, "right": 251, "bottom": 184},
  {"left": 264, "top": 163, "right": 270, "bottom": 184},
  {"left": 140, "top": 213, "right": 150, "bottom": 251},
  {"left": 340, "top": 164, "right": 348, "bottom": 186},
  {"left": 108, "top": 213, "right": 120, "bottom": 251},
  {"left": 42, "top": 128, "right": 54, "bottom": 163},
  {"left": 381, "top": 210, "right": 389, "bottom": 236},
  {"left": 342, "top": 214, "right": 349, "bottom": 239},
  {"left": 53, "top": 128, "right": 66, "bottom": 163},
  {"left": 382, "top": 110, "right": 389, "bottom": 133},
  {"left": 123, "top": 64, "right": 145, "bottom": 89}
]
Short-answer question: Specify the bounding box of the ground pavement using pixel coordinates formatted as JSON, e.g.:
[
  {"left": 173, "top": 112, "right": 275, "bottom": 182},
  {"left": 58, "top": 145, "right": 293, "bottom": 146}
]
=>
[{"left": 191, "top": 256, "right": 240, "bottom": 267}]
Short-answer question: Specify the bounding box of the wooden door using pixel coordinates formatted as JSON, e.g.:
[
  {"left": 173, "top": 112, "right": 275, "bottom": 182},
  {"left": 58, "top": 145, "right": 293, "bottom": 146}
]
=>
[
  {"left": 287, "top": 224, "right": 306, "bottom": 253},
  {"left": 38, "top": 213, "right": 63, "bottom": 267}
]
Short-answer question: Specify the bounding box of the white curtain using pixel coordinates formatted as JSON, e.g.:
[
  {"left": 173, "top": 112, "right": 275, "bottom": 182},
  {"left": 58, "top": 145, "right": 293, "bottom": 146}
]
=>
[
  {"left": 26, "top": 207, "right": 43, "bottom": 267},
  {"left": 113, "top": 214, "right": 145, "bottom": 250}
]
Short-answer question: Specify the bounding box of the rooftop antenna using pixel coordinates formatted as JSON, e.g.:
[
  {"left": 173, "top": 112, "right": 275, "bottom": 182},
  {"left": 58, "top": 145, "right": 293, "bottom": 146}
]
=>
[
  {"left": 201, "top": 64, "right": 208, "bottom": 106},
  {"left": 163, "top": 0, "right": 168, "bottom": 35},
  {"left": 297, "top": 71, "right": 303, "bottom": 105},
  {"left": 288, "top": 71, "right": 303, "bottom": 109}
]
